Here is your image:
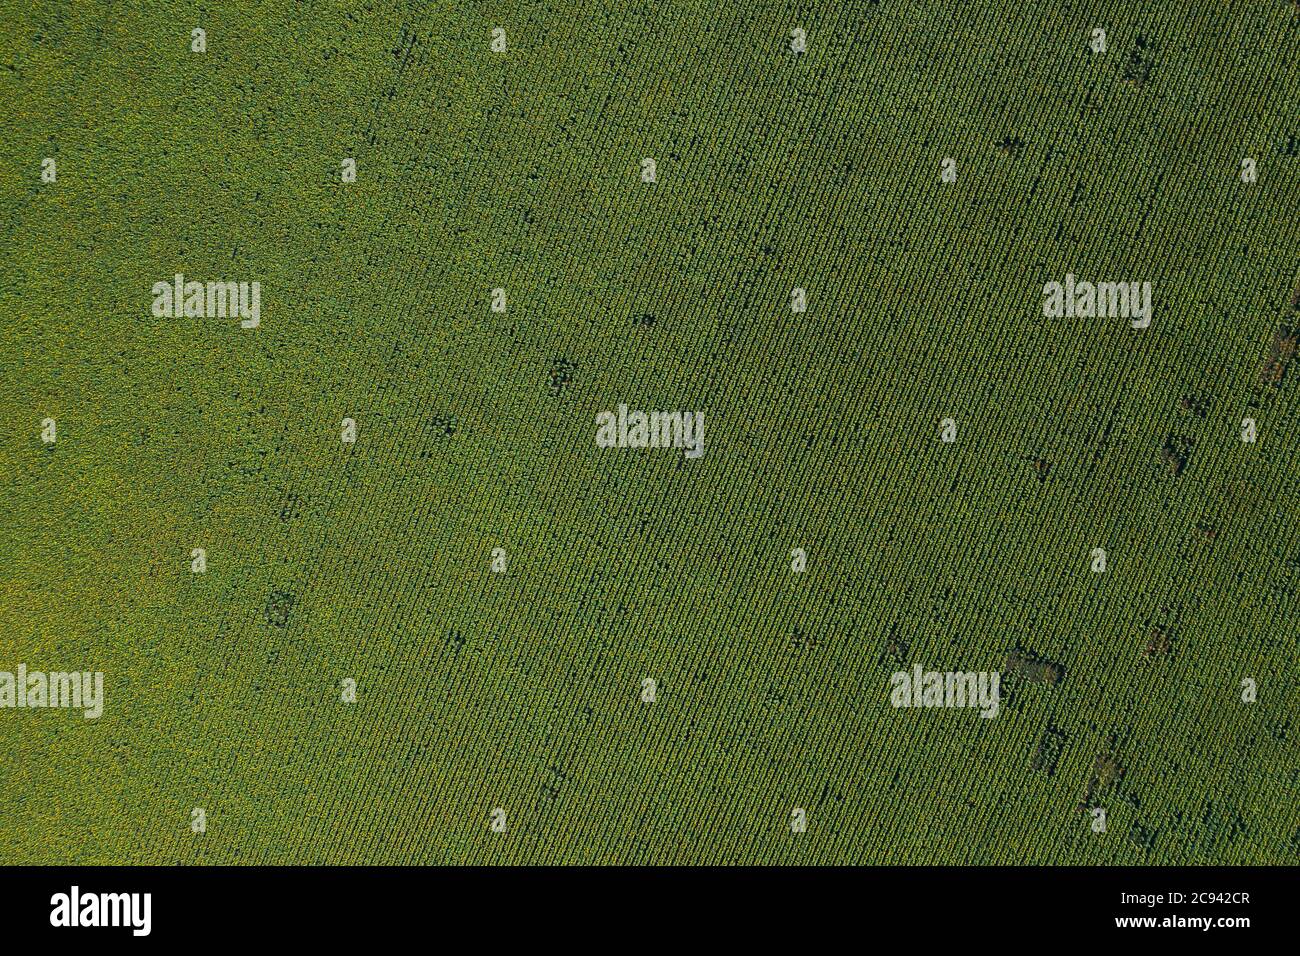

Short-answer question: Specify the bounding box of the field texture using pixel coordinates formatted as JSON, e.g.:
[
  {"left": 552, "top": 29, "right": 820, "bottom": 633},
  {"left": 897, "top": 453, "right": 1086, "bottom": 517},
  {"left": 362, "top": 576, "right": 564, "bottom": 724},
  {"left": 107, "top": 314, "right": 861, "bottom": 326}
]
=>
[{"left": 1, "top": 1, "right": 1298, "bottom": 864}]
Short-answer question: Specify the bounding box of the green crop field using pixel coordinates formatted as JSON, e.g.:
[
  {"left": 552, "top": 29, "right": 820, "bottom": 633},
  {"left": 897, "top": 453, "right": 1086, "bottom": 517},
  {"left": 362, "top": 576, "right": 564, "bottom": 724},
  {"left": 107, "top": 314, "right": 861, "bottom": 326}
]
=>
[{"left": 1, "top": 0, "right": 1297, "bottom": 865}]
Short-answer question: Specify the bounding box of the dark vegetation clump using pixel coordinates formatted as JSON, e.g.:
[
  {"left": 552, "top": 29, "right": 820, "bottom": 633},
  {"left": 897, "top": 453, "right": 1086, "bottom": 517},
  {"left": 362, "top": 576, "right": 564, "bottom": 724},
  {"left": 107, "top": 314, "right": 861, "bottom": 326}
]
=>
[
  {"left": 1031, "top": 723, "right": 1067, "bottom": 775},
  {"left": 1261, "top": 323, "right": 1297, "bottom": 386},
  {"left": 791, "top": 627, "right": 821, "bottom": 651},
  {"left": 1143, "top": 604, "right": 1180, "bottom": 656},
  {"left": 1196, "top": 800, "right": 1248, "bottom": 853},
  {"left": 536, "top": 765, "right": 569, "bottom": 809},
  {"left": 265, "top": 590, "right": 295, "bottom": 628},
  {"left": 548, "top": 357, "right": 577, "bottom": 396},
  {"left": 995, "top": 135, "right": 1025, "bottom": 157},
  {"left": 278, "top": 491, "right": 302, "bottom": 523},
  {"left": 1005, "top": 646, "right": 1064, "bottom": 685},
  {"left": 1079, "top": 744, "right": 1124, "bottom": 809},
  {"left": 1179, "top": 393, "right": 1212, "bottom": 418},
  {"left": 1159, "top": 435, "right": 1192, "bottom": 475},
  {"left": 1145, "top": 625, "right": 1172, "bottom": 658},
  {"left": 880, "top": 633, "right": 909, "bottom": 666},
  {"left": 1129, "top": 821, "right": 1158, "bottom": 852},
  {"left": 1122, "top": 35, "right": 1157, "bottom": 87},
  {"left": 419, "top": 416, "right": 460, "bottom": 460}
]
